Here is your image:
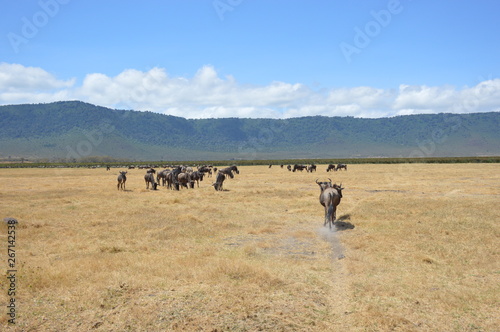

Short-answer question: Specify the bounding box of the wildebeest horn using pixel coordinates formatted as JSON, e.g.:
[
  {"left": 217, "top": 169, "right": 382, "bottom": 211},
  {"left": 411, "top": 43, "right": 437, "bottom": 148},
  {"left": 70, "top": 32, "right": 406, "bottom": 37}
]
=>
[
  {"left": 315, "top": 178, "right": 319, "bottom": 184},
  {"left": 328, "top": 178, "right": 332, "bottom": 183}
]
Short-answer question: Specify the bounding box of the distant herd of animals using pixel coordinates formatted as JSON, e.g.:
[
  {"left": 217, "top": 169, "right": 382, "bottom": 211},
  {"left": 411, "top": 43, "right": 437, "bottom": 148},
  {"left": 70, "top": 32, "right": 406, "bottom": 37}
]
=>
[
  {"left": 114, "top": 163, "right": 347, "bottom": 229},
  {"left": 115, "top": 164, "right": 240, "bottom": 192},
  {"left": 269, "top": 163, "right": 347, "bottom": 172}
]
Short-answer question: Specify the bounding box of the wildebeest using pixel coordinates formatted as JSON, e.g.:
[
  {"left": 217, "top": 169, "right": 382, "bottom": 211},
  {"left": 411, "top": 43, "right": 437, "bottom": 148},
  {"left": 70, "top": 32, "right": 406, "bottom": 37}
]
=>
[
  {"left": 218, "top": 167, "right": 235, "bottom": 179},
  {"left": 316, "top": 179, "right": 343, "bottom": 229},
  {"left": 198, "top": 165, "right": 213, "bottom": 177},
  {"left": 287, "top": 165, "right": 292, "bottom": 171},
  {"left": 169, "top": 166, "right": 182, "bottom": 190},
  {"left": 144, "top": 172, "right": 158, "bottom": 190},
  {"left": 326, "top": 164, "right": 336, "bottom": 172},
  {"left": 293, "top": 164, "right": 308, "bottom": 172},
  {"left": 336, "top": 163, "right": 347, "bottom": 171},
  {"left": 212, "top": 172, "right": 226, "bottom": 191},
  {"left": 190, "top": 171, "right": 204, "bottom": 188},
  {"left": 221, "top": 165, "right": 239, "bottom": 175},
  {"left": 177, "top": 172, "right": 192, "bottom": 189},
  {"left": 307, "top": 164, "right": 317, "bottom": 172},
  {"left": 157, "top": 169, "right": 170, "bottom": 186},
  {"left": 117, "top": 171, "right": 127, "bottom": 190}
]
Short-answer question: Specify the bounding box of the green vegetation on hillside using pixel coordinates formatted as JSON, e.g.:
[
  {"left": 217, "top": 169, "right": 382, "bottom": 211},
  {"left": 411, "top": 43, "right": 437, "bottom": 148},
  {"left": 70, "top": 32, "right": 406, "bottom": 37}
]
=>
[{"left": 0, "top": 101, "right": 499, "bottom": 160}]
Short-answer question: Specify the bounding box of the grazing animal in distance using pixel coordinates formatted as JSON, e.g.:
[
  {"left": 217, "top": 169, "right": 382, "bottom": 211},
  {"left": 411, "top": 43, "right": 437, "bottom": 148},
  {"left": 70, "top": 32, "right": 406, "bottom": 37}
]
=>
[
  {"left": 326, "top": 164, "right": 336, "bottom": 172},
  {"left": 316, "top": 179, "right": 343, "bottom": 229},
  {"left": 198, "top": 165, "right": 213, "bottom": 177},
  {"left": 144, "top": 172, "right": 158, "bottom": 190},
  {"left": 190, "top": 171, "right": 204, "bottom": 188},
  {"left": 212, "top": 172, "right": 226, "bottom": 191},
  {"left": 177, "top": 172, "right": 192, "bottom": 189},
  {"left": 293, "top": 164, "right": 308, "bottom": 172},
  {"left": 218, "top": 167, "right": 235, "bottom": 179},
  {"left": 117, "top": 171, "right": 127, "bottom": 190},
  {"left": 220, "top": 165, "right": 239, "bottom": 175},
  {"left": 336, "top": 163, "right": 347, "bottom": 171},
  {"left": 307, "top": 164, "right": 317, "bottom": 172},
  {"left": 157, "top": 169, "right": 170, "bottom": 186}
]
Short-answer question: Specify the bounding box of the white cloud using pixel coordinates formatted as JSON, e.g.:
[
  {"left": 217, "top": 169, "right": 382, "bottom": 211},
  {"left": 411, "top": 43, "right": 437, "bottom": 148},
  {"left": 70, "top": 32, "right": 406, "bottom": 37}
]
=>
[
  {"left": 0, "top": 63, "right": 499, "bottom": 118},
  {"left": 0, "top": 62, "right": 75, "bottom": 92}
]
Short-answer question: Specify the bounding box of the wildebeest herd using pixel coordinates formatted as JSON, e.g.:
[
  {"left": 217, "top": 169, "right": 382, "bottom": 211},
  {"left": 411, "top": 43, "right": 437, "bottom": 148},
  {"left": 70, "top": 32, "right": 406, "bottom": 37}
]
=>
[
  {"left": 114, "top": 163, "right": 347, "bottom": 229},
  {"left": 116, "top": 165, "right": 240, "bottom": 192}
]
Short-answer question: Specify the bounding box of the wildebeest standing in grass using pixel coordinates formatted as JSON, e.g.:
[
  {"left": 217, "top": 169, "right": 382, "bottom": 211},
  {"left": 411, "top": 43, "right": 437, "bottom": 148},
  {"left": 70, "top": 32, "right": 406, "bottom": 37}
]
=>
[
  {"left": 177, "top": 172, "right": 192, "bottom": 189},
  {"left": 218, "top": 167, "right": 235, "bottom": 179},
  {"left": 169, "top": 166, "right": 182, "bottom": 190},
  {"left": 190, "top": 171, "right": 204, "bottom": 188},
  {"left": 212, "top": 172, "right": 226, "bottom": 191},
  {"left": 117, "top": 171, "right": 127, "bottom": 190},
  {"left": 198, "top": 165, "right": 212, "bottom": 177},
  {"left": 293, "top": 164, "right": 308, "bottom": 172},
  {"left": 157, "top": 169, "right": 170, "bottom": 186},
  {"left": 336, "top": 163, "right": 347, "bottom": 171},
  {"left": 316, "top": 179, "right": 343, "bottom": 229},
  {"left": 144, "top": 173, "right": 158, "bottom": 190},
  {"left": 326, "top": 164, "right": 336, "bottom": 172}
]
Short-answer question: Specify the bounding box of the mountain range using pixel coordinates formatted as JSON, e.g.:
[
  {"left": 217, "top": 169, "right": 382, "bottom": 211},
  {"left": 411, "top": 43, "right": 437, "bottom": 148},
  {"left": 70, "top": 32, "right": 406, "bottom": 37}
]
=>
[{"left": 0, "top": 101, "right": 499, "bottom": 161}]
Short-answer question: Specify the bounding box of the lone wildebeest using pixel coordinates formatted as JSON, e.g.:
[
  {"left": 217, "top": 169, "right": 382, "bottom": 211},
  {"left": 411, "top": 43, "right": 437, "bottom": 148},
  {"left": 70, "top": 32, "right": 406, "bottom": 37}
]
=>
[
  {"left": 212, "top": 172, "right": 226, "bottom": 191},
  {"left": 307, "top": 164, "right": 317, "bottom": 172},
  {"left": 336, "top": 163, "right": 347, "bottom": 171},
  {"left": 316, "top": 179, "right": 343, "bottom": 229},
  {"left": 117, "top": 171, "right": 127, "bottom": 190}
]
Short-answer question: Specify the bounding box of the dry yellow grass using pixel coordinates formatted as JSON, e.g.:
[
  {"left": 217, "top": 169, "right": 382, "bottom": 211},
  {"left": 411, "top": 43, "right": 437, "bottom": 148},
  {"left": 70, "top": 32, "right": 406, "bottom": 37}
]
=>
[{"left": 0, "top": 163, "right": 498, "bottom": 331}]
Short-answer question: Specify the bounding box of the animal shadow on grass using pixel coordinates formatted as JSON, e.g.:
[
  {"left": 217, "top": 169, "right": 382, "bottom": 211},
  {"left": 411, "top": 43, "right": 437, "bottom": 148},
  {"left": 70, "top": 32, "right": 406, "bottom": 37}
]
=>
[{"left": 335, "top": 214, "right": 355, "bottom": 231}]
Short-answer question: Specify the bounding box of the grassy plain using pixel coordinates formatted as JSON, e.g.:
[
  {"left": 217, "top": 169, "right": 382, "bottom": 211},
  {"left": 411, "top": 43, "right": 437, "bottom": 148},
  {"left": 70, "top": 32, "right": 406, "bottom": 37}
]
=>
[{"left": 0, "top": 164, "right": 498, "bottom": 331}]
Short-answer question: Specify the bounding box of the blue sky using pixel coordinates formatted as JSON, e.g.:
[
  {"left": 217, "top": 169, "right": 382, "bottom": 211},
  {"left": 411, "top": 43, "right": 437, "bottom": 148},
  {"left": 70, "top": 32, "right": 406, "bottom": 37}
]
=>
[{"left": 1, "top": 0, "right": 499, "bottom": 118}]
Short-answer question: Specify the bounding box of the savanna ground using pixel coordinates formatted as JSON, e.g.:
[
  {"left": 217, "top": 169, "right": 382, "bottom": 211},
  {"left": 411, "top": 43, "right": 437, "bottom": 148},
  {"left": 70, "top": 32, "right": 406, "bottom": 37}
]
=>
[{"left": 0, "top": 163, "right": 498, "bottom": 331}]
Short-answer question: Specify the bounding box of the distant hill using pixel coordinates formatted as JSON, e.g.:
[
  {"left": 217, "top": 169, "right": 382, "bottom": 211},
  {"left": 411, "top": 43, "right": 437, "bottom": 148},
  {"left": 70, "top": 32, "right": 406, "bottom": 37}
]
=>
[{"left": 0, "top": 101, "right": 499, "bottom": 161}]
